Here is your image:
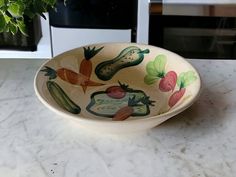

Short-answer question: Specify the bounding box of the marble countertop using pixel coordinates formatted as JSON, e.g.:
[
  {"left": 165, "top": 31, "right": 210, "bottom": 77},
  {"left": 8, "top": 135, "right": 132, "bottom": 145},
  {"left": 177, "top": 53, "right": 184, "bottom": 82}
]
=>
[{"left": 0, "top": 59, "right": 236, "bottom": 177}]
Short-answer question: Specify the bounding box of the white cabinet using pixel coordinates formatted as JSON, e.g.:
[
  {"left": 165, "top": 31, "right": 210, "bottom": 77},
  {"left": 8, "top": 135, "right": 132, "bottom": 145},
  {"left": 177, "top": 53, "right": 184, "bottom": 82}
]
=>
[{"left": 51, "top": 27, "right": 131, "bottom": 56}]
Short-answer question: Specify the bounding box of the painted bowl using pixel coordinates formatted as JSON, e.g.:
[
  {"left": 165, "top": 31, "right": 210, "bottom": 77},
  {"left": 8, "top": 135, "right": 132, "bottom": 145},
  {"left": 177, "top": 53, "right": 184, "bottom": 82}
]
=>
[{"left": 34, "top": 43, "right": 201, "bottom": 133}]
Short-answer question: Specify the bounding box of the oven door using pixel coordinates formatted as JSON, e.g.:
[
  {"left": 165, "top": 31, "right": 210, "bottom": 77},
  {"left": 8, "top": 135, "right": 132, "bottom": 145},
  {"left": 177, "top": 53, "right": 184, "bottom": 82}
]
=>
[{"left": 149, "top": 2, "right": 236, "bottom": 59}]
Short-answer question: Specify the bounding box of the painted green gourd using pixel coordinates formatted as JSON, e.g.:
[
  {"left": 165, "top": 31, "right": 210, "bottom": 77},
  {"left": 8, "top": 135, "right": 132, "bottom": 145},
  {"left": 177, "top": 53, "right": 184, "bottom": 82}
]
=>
[
  {"left": 47, "top": 81, "right": 81, "bottom": 114},
  {"left": 95, "top": 46, "right": 150, "bottom": 81}
]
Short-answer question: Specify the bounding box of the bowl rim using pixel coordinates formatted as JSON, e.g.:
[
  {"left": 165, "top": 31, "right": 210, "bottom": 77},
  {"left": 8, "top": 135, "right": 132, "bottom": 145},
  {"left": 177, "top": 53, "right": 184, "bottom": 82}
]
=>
[{"left": 34, "top": 42, "right": 201, "bottom": 125}]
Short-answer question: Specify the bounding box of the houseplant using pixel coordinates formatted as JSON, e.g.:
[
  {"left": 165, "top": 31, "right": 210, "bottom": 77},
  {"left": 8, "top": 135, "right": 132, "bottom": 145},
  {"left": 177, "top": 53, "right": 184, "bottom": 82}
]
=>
[{"left": 0, "top": 0, "right": 58, "bottom": 51}]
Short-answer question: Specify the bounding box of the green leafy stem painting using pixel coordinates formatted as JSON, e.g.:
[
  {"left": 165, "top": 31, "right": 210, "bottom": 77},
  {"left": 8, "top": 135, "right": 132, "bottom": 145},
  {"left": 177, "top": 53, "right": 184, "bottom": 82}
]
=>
[{"left": 144, "top": 54, "right": 197, "bottom": 108}]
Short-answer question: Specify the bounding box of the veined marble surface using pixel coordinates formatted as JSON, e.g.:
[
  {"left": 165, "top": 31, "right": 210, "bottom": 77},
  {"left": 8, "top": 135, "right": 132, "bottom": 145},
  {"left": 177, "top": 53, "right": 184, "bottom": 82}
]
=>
[{"left": 0, "top": 59, "right": 236, "bottom": 177}]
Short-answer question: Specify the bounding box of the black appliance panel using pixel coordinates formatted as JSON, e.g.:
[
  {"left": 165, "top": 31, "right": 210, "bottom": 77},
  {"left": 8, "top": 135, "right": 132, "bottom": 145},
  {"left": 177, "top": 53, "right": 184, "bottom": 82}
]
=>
[
  {"left": 149, "top": 3, "right": 236, "bottom": 59},
  {"left": 49, "top": 0, "right": 137, "bottom": 29}
]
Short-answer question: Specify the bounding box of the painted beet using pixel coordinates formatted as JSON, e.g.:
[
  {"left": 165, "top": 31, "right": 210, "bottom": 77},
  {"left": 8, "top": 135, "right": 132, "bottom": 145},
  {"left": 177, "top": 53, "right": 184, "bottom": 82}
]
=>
[
  {"left": 168, "top": 88, "right": 186, "bottom": 107},
  {"left": 159, "top": 71, "right": 177, "bottom": 92}
]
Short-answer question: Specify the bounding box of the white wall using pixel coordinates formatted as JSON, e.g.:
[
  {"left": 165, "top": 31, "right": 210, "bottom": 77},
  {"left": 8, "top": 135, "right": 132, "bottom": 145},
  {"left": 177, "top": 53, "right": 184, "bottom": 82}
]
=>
[{"left": 136, "top": 0, "right": 150, "bottom": 44}]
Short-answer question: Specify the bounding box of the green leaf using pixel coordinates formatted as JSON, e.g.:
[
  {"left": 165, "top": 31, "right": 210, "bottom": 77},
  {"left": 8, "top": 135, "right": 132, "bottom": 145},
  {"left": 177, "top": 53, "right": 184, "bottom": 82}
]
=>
[
  {"left": 9, "top": 22, "right": 18, "bottom": 35},
  {"left": 40, "top": 13, "right": 46, "bottom": 20},
  {"left": 144, "top": 75, "right": 159, "bottom": 85},
  {"left": 0, "top": 0, "right": 5, "bottom": 8},
  {"left": 4, "top": 14, "right": 11, "bottom": 23},
  {"left": 146, "top": 54, "right": 167, "bottom": 78},
  {"left": 184, "top": 71, "right": 197, "bottom": 87},
  {"left": 154, "top": 55, "right": 167, "bottom": 75},
  {"left": 42, "top": 0, "right": 57, "bottom": 7},
  {"left": 146, "top": 61, "right": 158, "bottom": 76},
  {"left": 84, "top": 46, "right": 104, "bottom": 60},
  {"left": 8, "top": 2, "right": 24, "bottom": 17},
  {"left": 0, "top": 11, "right": 6, "bottom": 32},
  {"left": 4, "top": 24, "right": 9, "bottom": 32},
  {"left": 34, "top": 0, "right": 46, "bottom": 14},
  {"left": 24, "top": 9, "right": 35, "bottom": 19},
  {"left": 177, "top": 71, "right": 197, "bottom": 88},
  {"left": 17, "top": 20, "right": 27, "bottom": 36},
  {"left": 177, "top": 73, "right": 185, "bottom": 88}
]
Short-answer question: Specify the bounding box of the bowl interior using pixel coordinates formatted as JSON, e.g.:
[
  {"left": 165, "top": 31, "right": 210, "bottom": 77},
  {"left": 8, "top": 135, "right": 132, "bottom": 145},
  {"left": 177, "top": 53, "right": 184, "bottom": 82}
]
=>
[{"left": 35, "top": 43, "right": 201, "bottom": 122}]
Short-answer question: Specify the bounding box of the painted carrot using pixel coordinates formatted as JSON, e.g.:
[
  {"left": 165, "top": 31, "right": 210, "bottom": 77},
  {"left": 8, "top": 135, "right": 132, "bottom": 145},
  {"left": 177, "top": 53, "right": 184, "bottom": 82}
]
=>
[
  {"left": 41, "top": 66, "right": 104, "bottom": 87},
  {"left": 79, "top": 46, "right": 104, "bottom": 92},
  {"left": 113, "top": 106, "right": 134, "bottom": 121},
  {"left": 112, "top": 96, "right": 155, "bottom": 121}
]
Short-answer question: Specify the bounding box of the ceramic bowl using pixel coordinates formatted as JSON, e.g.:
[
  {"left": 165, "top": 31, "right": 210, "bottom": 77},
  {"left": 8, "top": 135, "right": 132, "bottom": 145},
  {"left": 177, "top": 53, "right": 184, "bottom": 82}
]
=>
[{"left": 34, "top": 43, "right": 201, "bottom": 133}]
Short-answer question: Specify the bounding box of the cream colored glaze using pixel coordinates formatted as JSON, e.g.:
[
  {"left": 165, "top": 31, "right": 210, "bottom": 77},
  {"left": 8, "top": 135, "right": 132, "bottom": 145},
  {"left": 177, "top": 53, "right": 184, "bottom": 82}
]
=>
[{"left": 34, "top": 43, "right": 201, "bottom": 133}]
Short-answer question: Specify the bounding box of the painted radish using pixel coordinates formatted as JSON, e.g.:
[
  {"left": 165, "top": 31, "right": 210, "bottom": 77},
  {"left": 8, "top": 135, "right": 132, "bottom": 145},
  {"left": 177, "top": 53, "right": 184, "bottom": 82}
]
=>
[
  {"left": 144, "top": 55, "right": 177, "bottom": 92},
  {"left": 168, "top": 88, "right": 186, "bottom": 107},
  {"left": 159, "top": 71, "right": 177, "bottom": 92},
  {"left": 106, "top": 81, "right": 133, "bottom": 99},
  {"left": 168, "top": 71, "right": 197, "bottom": 107}
]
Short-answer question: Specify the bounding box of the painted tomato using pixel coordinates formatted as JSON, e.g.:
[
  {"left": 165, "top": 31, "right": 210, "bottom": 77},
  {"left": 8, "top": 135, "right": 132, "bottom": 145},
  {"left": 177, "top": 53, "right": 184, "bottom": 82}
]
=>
[{"left": 106, "top": 86, "right": 126, "bottom": 99}]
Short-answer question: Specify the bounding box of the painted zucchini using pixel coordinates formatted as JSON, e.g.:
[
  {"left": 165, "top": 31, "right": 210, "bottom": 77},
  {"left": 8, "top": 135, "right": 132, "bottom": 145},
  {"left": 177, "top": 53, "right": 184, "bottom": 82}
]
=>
[
  {"left": 95, "top": 46, "right": 150, "bottom": 81},
  {"left": 47, "top": 81, "right": 81, "bottom": 114}
]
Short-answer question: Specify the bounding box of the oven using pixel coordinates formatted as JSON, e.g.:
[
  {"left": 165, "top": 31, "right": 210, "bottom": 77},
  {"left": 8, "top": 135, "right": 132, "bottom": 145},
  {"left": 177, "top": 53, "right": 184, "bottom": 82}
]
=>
[{"left": 149, "top": 1, "right": 236, "bottom": 59}]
